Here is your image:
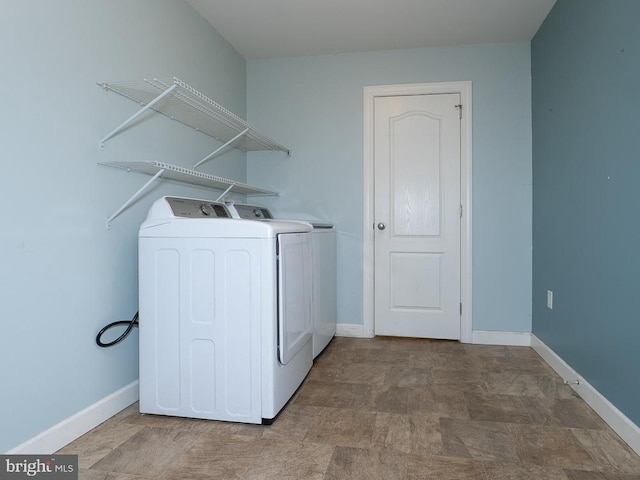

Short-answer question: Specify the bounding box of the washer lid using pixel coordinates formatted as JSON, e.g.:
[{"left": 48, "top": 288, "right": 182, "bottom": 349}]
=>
[
  {"left": 269, "top": 209, "right": 334, "bottom": 229},
  {"left": 140, "top": 217, "right": 312, "bottom": 237}
]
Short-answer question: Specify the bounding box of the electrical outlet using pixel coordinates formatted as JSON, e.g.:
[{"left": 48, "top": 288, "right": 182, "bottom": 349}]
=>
[{"left": 547, "top": 290, "right": 553, "bottom": 309}]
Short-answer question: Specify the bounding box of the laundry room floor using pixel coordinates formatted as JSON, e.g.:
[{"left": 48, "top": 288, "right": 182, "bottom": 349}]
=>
[{"left": 58, "top": 336, "right": 640, "bottom": 479}]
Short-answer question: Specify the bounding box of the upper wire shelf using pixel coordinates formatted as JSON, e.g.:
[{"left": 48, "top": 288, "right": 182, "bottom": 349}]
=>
[{"left": 98, "top": 77, "right": 290, "bottom": 154}]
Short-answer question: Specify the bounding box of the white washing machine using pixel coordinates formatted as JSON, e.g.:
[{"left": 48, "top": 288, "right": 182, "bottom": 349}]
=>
[
  {"left": 138, "top": 196, "right": 313, "bottom": 424},
  {"left": 225, "top": 202, "right": 336, "bottom": 358}
]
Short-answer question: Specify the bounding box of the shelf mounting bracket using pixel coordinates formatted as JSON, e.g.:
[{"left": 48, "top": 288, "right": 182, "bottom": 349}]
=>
[
  {"left": 99, "top": 83, "right": 179, "bottom": 148},
  {"left": 106, "top": 168, "right": 166, "bottom": 229},
  {"left": 215, "top": 184, "right": 235, "bottom": 202},
  {"left": 193, "top": 128, "right": 250, "bottom": 169}
]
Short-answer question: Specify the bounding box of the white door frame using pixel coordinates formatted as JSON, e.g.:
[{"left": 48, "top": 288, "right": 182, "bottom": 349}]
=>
[{"left": 363, "top": 81, "right": 473, "bottom": 343}]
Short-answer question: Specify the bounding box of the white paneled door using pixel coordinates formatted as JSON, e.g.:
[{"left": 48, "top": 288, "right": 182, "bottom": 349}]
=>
[{"left": 374, "top": 93, "right": 461, "bottom": 339}]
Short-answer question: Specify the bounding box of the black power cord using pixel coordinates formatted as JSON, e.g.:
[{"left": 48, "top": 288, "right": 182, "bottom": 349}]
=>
[{"left": 96, "top": 311, "right": 139, "bottom": 347}]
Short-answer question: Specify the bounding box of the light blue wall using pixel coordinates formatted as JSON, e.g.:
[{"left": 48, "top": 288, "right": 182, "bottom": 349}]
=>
[
  {"left": 532, "top": 1, "right": 640, "bottom": 425},
  {"left": 247, "top": 44, "right": 533, "bottom": 332},
  {"left": 0, "top": 0, "right": 246, "bottom": 452}
]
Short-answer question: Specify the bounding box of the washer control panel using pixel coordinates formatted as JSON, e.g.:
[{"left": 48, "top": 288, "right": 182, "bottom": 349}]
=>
[
  {"left": 229, "top": 203, "right": 273, "bottom": 219},
  {"left": 166, "top": 197, "right": 230, "bottom": 218}
]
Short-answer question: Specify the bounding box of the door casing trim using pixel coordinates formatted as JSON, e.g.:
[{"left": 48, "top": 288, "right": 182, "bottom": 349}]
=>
[{"left": 363, "top": 81, "right": 473, "bottom": 342}]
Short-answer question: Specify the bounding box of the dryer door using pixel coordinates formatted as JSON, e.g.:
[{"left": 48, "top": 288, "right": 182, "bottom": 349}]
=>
[{"left": 277, "top": 232, "right": 313, "bottom": 365}]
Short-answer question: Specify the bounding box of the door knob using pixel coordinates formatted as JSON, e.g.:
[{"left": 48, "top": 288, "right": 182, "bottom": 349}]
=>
[{"left": 377, "top": 223, "right": 386, "bottom": 230}]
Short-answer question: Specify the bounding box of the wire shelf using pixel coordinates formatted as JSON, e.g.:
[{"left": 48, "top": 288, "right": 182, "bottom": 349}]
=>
[
  {"left": 98, "top": 77, "right": 290, "bottom": 154},
  {"left": 99, "top": 161, "right": 277, "bottom": 196}
]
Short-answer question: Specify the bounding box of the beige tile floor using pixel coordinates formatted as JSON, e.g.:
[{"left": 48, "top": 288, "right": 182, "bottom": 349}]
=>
[{"left": 58, "top": 336, "right": 640, "bottom": 479}]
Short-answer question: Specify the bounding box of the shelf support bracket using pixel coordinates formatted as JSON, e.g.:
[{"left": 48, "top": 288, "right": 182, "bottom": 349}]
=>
[
  {"left": 193, "top": 128, "right": 250, "bottom": 169},
  {"left": 99, "top": 83, "right": 179, "bottom": 148},
  {"left": 106, "top": 168, "right": 166, "bottom": 229},
  {"left": 215, "top": 184, "right": 235, "bottom": 202}
]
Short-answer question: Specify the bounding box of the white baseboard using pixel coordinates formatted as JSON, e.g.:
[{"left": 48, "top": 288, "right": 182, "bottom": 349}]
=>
[
  {"left": 531, "top": 334, "right": 640, "bottom": 456},
  {"left": 8, "top": 381, "right": 139, "bottom": 454},
  {"left": 336, "top": 323, "right": 370, "bottom": 338},
  {"left": 472, "top": 330, "right": 532, "bottom": 346},
  {"left": 337, "top": 326, "right": 533, "bottom": 345}
]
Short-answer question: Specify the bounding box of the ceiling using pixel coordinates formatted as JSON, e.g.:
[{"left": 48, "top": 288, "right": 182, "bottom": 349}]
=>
[{"left": 186, "top": 0, "right": 556, "bottom": 60}]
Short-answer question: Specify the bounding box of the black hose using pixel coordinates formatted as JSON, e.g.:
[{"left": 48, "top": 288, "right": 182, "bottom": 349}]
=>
[{"left": 96, "top": 311, "right": 139, "bottom": 347}]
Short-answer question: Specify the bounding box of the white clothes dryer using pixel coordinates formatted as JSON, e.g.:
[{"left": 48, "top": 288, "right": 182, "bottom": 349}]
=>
[
  {"left": 225, "top": 202, "right": 336, "bottom": 358},
  {"left": 307, "top": 221, "right": 337, "bottom": 358},
  {"left": 138, "top": 196, "right": 313, "bottom": 424}
]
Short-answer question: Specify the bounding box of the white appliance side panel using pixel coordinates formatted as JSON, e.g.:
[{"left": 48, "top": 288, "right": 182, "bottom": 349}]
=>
[
  {"left": 277, "top": 233, "right": 313, "bottom": 365},
  {"left": 189, "top": 339, "right": 215, "bottom": 413},
  {"left": 151, "top": 248, "right": 181, "bottom": 411},
  {"left": 139, "top": 239, "right": 153, "bottom": 413},
  {"left": 139, "top": 237, "right": 262, "bottom": 424},
  {"left": 188, "top": 249, "right": 216, "bottom": 414},
  {"left": 312, "top": 229, "right": 337, "bottom": 358}
]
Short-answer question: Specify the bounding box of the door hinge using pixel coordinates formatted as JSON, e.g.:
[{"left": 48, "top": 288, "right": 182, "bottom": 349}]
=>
[
  {"left": 460, "top": 204, "right": 463, "bottom": 218},
  {"left": 460, "top": 302, "right": 463, "bottom": 315},
  {"left": 455, "top": 104, "right": 462, "bottom": 119}
]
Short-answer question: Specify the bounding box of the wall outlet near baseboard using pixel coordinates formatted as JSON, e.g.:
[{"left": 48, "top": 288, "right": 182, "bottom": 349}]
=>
[{"left": 547, "top": 290, "right": 553, "bottom": 309}]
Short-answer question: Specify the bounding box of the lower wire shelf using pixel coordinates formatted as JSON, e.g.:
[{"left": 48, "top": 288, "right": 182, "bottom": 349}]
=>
[{"left": 99, "top": 161, "right": 278, "bottom": 227}]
